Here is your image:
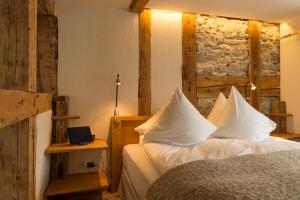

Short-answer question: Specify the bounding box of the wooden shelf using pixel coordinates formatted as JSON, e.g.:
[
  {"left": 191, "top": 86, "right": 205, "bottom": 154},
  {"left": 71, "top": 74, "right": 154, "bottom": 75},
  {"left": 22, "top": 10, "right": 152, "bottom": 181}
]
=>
[
  {"left": 52, "top": 115, "right": 80, "bottom": 120},
  {"left": 271, "top": 133, "right": 300, "bottom": 140},
  {"left": 45, "top": 139, "right": 108, "bottom": 154},
  {"left": 46, "top": 169, "right": 109, "bottom": 196}
]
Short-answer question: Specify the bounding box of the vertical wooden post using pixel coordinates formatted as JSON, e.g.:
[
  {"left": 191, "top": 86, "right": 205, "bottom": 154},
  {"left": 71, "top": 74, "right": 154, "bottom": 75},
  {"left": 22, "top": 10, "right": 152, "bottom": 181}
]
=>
[
  {"left": 182, "top": 13, "right": 197, "bottom": 106},
  {"left": 0, "top": 0, "right": 37, "bottom": 199},
  {"left": 37, "top": 15, "right": 58, "bottom": 95},
  {"left": 51, "top": 96, "right": 70, "bottom": 179},
  {"left": 248, "top": 20, "right": 261, "bottom": 110},
  {"left": 138, "top": 9, "right": 151, "bottom": 116}
]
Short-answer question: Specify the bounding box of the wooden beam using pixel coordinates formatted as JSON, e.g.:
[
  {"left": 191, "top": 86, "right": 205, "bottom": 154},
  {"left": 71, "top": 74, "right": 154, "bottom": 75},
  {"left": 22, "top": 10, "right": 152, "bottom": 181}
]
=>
[
  {"left": 197, "top": 76, "right": 279, "bottom": 89},
  {"left": 0, "top": 0, "right": 38, "bottom": 199},
  {"left": 0, "top": 89, "right": 52, "bottom": 128},
  {"left": 130, "top": 0, "right": 150, "bottom": 12},
  {"left": 138, "top": 9, "right": 151, "bottom": 116},
  {"left": 38, "top": 0, "right": 55, "bottom": 15},
  {"left": 248, "top": 21, "right": 261, "bottom": 110},
  {"left": 182, "top": 13, "right": 197, "bottom": 106},
  {"left": 280, "top": 31, "right": 300, "bottom": 40},
  {"left": 37, "top": 15, "right": 58, "bottom": 95}
]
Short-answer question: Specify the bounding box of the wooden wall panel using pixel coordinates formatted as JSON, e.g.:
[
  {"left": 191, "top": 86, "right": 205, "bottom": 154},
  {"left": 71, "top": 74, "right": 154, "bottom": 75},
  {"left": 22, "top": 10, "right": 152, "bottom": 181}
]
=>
[
  {"left": 248, "top": 21, "right": 261, "bottom": 110},
  {"left": 182, "top": 13, "right": 197, "bottom": 106},
  {"left": 0, "top": 0, "right": 37, "bottom": 199},
  {"left": 138, "top": 9, "right": 151, "bottom": 116},
  {"left": 37, "top": 15, "right": 58, "bottom": 95}
]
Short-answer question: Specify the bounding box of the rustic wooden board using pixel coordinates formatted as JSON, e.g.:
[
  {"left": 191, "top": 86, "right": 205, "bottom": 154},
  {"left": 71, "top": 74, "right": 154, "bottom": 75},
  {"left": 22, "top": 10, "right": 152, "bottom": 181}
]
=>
[
  {"left": 111, "top": 116, "right": 150, "bottom": 192},
  {"left": 37, "top": 15, "right": 58, "bottom": 95},
  {"left": 0, "top": 0, "right": 39, "bottom": 199},
  {"left": 51, "top": 96, "right": 70, "bottom": 179},
  {"left": 248, "top": 20, "right": 261, "bottom": 110},
  {"left": 182, "top": 13, "right": 197, "bottom": 106},
  {"left": 130, "top": 0, "right": 150, "bottom": 12},
  {"left": 38, "top": 0, "right": 55, "bottom": 15},
  {"left": 138, "top": 9, "right": 151, "bottom": 116},
  {"left": 271, "top": 101, "right": 287, "bottom": 133},
  {"left": 197, "top": 76, "right": 279, "bottom": 89},
  {"left": 0, "top": 89, "right": 52, "bottom": 128}
]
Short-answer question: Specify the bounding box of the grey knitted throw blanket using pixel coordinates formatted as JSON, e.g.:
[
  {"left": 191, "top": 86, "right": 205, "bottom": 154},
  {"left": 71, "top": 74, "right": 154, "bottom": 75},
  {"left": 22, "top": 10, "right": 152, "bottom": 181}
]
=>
[{"left": 147, "top": 149, "right": 300, "bottom": 200}]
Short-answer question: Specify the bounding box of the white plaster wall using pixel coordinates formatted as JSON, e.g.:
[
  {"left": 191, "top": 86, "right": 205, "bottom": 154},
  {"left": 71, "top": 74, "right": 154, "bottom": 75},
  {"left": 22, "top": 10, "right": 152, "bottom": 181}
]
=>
[
  {"left": 35, "top": 111, "right": 52, "bottom": 200},
  {"left": 56, "top": 0, "right": 139, "bottom": 174},
  {"left": 151, "top": 10, "right": 182, "bottom": 113},
  {"left": 280, "top": 16, "right": 300, "bottom": 132}
]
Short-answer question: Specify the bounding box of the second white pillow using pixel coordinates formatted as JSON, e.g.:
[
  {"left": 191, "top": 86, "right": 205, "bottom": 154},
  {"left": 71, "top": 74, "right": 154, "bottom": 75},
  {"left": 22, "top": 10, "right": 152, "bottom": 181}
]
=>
[
  {"left": 207, "top": 92, "right": 227, "bottom": 126},
  {"left": 211, "top": 87, "right": 276, "bottom": 141}
]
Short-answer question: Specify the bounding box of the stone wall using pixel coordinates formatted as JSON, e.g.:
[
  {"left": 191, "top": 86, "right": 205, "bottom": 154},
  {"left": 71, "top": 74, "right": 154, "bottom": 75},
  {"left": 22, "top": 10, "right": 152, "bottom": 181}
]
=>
[{"left": 196, "top": 15, "right": 280, "bottom": 114}]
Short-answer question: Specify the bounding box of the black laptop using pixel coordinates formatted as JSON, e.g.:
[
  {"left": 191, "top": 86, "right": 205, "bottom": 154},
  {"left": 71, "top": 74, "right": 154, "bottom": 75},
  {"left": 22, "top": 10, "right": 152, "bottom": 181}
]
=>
[{"left": 67, "top": 126, "right": 94, "bottom": 145}]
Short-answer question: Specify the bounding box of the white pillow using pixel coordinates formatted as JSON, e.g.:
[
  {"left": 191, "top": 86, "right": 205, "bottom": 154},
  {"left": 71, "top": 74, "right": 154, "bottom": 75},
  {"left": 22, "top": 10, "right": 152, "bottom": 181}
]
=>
[
  {"left": 207, "top": 92, "right": 227, "bottom": 126},
  {"left": 211, "top": 87, "right": 276, "bottom": 141},
  {"left": 139, "top": 89, "right": 216, "bottom": 146}
]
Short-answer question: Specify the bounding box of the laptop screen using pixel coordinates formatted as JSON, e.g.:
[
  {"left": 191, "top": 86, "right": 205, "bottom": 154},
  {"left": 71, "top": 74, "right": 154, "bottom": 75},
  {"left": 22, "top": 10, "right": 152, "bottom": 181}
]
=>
[{"left": 67, "top": 126, "right": 94, "bottom": 145}]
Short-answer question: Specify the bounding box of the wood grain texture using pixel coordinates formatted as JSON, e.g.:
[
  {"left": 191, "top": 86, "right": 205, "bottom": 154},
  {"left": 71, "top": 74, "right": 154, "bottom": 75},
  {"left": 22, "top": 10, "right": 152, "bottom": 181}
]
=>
[
  {"left": 271, "top": 101, "right": 287, "bottom": 133},
  {"left": 37, "top": 15, "right": 58, "bottom": 95},
  {"left": 110, "top": 116, "right": 150, "bottom": 192},
  {"left": 248, "top": 20, "right": 261, "bottom": 110},
  {"left": 45, "top": 139, "right": 108, "bottom": 154},
  {"left": 138, "top": 9, "right": 151, "bottom": 116},
  {"left": 0, "top": 89, "right": 52, "bottom": 128},
  {"left": 51, "top": 96, "right": 70, "bottom": 179},
  {"left": 37, "top": 0, "right": 55, "bottom": 15},
  {"left": 47, "top": 171, "right": 108, "bottom": 196},
  {"left": 197, "top": 76, "right": 280, "bottom": 97},
  {"left": 182, "top": 13, "right": 197, "bottom": 106},
  {"left": 130, "top": 0, "right": 150, "bottom": 12},
  {"left": 0, "top": 1, "right": 38, "bottom": 199}
]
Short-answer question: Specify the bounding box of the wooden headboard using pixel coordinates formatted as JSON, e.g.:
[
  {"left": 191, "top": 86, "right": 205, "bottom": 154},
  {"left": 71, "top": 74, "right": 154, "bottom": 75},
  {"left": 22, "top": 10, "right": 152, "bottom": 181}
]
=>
[{"left": 110, "top": 116, "right": 150, "bottom": 192}]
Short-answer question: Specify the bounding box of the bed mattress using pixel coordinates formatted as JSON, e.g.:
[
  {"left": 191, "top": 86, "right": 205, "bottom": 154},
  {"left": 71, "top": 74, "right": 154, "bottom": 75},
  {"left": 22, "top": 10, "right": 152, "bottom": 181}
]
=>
[{"left": 118, "top": 144, "right": 160, "bottom": 200}]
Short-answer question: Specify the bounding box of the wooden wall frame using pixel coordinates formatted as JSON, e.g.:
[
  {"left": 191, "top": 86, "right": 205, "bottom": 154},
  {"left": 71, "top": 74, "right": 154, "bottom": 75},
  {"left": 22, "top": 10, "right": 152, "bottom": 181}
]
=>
[
  {"left": 248, "top": 20, "right": 262, "bottom": 110},
  {"left": 130, "top": 0, "right": 151, "bottom": 12},
  {"left": 138, "top": 9, "right": 152, "bottom": 116},
  {"left": 182, "top": 13, "right": 197, "bottom": 106}
]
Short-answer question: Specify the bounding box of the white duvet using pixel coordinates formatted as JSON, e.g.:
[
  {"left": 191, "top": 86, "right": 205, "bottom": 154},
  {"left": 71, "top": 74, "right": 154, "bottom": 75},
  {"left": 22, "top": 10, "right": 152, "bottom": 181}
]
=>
[{"left": 142, "top": 137, "right": 300, "bottom": 175}]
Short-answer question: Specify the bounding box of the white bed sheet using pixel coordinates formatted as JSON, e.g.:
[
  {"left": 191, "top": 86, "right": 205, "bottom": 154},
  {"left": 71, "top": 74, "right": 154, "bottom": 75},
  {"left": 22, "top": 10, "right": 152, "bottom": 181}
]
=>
[
  {"left": 142, "top": 137, "right": 300, "bottom": 174},
  {"left": 118, "top": 144, "right": 160, "bottom": 200}
]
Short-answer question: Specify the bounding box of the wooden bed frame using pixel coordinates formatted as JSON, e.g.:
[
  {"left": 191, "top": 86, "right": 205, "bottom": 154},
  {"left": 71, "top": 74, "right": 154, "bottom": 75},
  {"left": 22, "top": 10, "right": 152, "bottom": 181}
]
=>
[{"left": 110, "top": 116, "right": 150, "bottom": 192}]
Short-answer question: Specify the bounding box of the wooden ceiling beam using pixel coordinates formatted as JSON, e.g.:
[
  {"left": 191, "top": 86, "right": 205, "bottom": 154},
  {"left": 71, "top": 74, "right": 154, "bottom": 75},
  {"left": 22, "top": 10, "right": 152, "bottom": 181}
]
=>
[
  {"left": 38, "top": 0, "right": 55, "bottom": 15},
  {"left": 130, "top": 0, "right": 150, "bottom": 12}
]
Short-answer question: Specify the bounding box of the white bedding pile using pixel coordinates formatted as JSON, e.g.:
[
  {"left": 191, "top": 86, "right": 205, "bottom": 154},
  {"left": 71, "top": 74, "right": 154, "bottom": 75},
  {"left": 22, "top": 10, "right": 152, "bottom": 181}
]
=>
[{"left": 142, "top": 137, "right": 300, "bottom": 175}]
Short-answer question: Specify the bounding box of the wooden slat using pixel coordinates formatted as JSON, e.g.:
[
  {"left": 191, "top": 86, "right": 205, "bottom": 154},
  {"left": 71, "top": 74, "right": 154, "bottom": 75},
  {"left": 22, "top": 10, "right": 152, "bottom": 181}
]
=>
[
  {"left": 248, "top": 20, "right": 261, "bottom": 110},
  {"left": 37, "top": 15, "right": 58, "bottom": 95},
  {"left": 45, "top": 139, "right": 108, "bottom": 154},
  {"left": 37, "top": 0, "right": 55, "bottom": 15},
  {"left": 0, "top": 89, "right": 52, "bottom": 128},
  {"left": 197, "top": 76, "right": 279, "bottom": 89},
  {"left": 130, "top": 0, "right": 150, "bottom": 12},
  {"left": 271, "top": 133, "right": 300, "bottom": 139},
  {"left": 271, "top": 101, "right": 287, "bottom": 133},
  {"left": 197, "top": 86, "right": 279, "bottom": 97},
  {"left": 182, "top": 13, "right": 197, "bottom": 106},
  {"left": 138, "top": 9, "right": 151, "bottom": 116},
  {"left": 52, "top": 115, "right": 80, "bottom": 120}
]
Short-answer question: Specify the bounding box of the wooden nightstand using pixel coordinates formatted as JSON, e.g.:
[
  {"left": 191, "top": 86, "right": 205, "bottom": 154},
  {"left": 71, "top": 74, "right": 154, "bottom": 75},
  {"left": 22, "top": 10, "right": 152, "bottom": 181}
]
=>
[
  {"left": 271, "top": 133, "right": 300, "bottom": 142},
  {"left": 45, "top": 139, "right": 109, "bottom": 198}
]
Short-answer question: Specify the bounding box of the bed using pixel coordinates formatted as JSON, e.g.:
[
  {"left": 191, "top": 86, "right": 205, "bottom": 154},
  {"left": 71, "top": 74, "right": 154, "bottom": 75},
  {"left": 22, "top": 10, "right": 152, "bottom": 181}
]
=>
[{"left": 111, "top": 116, "right": 300, "bottom": 200}]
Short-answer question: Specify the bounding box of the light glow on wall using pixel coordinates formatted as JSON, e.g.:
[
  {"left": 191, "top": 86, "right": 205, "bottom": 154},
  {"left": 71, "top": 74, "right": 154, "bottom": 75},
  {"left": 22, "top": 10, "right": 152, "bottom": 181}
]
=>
[{"left": 151, "top": 9, "right": 182, "bottom": 17}]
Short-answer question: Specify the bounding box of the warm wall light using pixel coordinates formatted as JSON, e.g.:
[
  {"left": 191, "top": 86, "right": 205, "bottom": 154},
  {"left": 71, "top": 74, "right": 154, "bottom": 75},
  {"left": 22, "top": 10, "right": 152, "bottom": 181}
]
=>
[
  {"left": 151, "top": 9, "right": 182, "bottom": 15},
  {"left": 244, "top": 81, "right": 257, "bottom": 100}
]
